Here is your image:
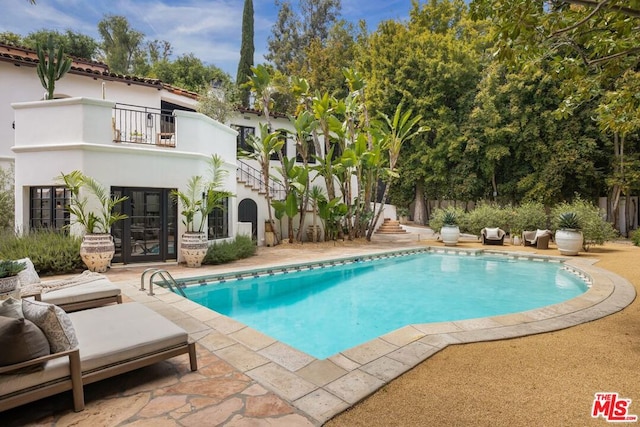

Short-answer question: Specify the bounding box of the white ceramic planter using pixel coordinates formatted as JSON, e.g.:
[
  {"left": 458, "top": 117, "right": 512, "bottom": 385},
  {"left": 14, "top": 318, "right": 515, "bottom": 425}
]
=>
[
  {"left": 555, "top": 229, "right": 583, "bottom": 256},
  {"left": 80, "top": 233, "right": 115, "bottom": 273},
  {"left": 180, "top": 232, "right": 208, "bottom": 267},
  {"left": 440, "top": 225, "right": 460, "bottom": 246}
]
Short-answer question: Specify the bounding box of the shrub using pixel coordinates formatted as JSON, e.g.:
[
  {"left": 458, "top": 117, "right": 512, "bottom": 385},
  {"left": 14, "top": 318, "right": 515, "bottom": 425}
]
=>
[
  {"left": 202, "top": 235, "right": 256, "bottom": 265},
  {"left": 631, "top": 229, "right": 640, "bottom": 247},
  {"left": 429, "top": 207, "right": 468, "bottom": 232},
  {"left": 509, "top": 201, "right": 548, "bottom": 236},
  {"left": 0, "top": 229, "right": 83, "bottom": 275},
  {"left": 0, "top": 165, "right": 14, "bottom": 232},
  {"left": 551, "top": 196, "right": 618, "bottom": 251},
  {"left": 465, "top": 202, "right": 510, "bottom": 236}
]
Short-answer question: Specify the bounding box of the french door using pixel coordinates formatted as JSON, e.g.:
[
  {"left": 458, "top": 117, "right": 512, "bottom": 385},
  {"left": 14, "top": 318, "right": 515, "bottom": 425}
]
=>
[{"left": 111, "top": 187, "right": 176, "bottom": 264}]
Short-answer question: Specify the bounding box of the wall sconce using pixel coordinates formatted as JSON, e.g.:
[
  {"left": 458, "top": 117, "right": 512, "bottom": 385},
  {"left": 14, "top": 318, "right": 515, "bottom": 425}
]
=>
[{"left": 146, "top": 113, "right": 153, "bottom": 128}]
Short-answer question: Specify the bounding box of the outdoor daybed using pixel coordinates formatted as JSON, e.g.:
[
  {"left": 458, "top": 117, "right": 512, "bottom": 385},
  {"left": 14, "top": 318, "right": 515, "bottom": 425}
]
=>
[
  {"left": 17, "top": 258, "right": 122, "bottom": 312},
  {"left": 0, "top": 300, "right": 197, "bottom": 413},
  {"left": 481, "top": 227, "right": 506, "bottom": 245}
]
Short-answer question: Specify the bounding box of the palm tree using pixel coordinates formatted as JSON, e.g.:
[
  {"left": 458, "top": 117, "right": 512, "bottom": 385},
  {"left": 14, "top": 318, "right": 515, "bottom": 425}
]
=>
[
  {"left": 241, "top": 124, "right": 284, "bottom": 243},
  {"left": 367, "top": 104, "right": 426, "bottom": 240}
]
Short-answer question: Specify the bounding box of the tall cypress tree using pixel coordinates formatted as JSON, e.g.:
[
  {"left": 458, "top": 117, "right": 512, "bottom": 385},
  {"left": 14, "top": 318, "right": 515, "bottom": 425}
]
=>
[{"left": 236, "top": 0, "right": 254, "bottom": 107}]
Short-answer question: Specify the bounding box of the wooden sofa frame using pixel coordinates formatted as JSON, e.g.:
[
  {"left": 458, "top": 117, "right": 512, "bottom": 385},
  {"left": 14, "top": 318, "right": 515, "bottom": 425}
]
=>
[{"left": 0, "top": 341, "right": 196, "bottom": 412}]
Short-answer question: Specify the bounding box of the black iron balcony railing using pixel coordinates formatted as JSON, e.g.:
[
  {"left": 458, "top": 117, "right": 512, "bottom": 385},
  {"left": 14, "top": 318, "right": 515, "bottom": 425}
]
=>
[{"left": 112, "top": 103, "right": 176, "bottom": 147}]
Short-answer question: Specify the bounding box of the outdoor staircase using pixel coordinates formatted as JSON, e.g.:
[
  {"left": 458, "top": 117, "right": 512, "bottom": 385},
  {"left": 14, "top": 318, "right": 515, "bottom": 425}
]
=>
[
  {"left": 236, "top": 160, "right": 285, "bottom": 200},
  {"left": 375, "top": 218, "right": 407, "bottom": 234}
]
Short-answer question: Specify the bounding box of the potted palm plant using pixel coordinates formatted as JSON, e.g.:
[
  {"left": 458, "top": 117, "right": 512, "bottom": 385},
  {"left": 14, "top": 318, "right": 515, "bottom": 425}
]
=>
[
  {"left": 0, "top": 260, "right": 26, "bottom": 294},
  {"left": 440, "top": 210, "right": 460, "bottom": 246},
  {"left": 555, "top": 212, "right": 583, "bottom": 256},
  {"left": 172, "top": 155, "right": 233, "bottom": 267},
  {"left": 58, "top": 171, "right": 128, "bottom": 272}
]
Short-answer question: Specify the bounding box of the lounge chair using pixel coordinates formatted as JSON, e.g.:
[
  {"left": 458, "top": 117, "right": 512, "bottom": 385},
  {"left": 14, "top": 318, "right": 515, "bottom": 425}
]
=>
[
  {"left": 0, "top": 301, "right": 197, "bottom": 412},
  {"left": 481, "top": 227, "right": 506, "bottom": 245},
  {"left": 522, "top": 229, "right": 553, "bottom": 249},
  {"left": 17, "top": 258, "right": 122, "bottom": 312}
]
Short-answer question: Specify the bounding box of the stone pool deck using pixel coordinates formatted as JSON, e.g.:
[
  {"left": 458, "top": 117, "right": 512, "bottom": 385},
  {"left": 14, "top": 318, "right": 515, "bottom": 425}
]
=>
[{"left": 2, "top": 238, "right": 635, "bottom": 426}]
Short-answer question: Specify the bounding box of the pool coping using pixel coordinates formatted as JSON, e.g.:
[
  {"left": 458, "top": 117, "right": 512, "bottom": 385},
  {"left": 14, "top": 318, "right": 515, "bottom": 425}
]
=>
[{"left": 120, "top": 246, "right": 636, "bottom": 425}]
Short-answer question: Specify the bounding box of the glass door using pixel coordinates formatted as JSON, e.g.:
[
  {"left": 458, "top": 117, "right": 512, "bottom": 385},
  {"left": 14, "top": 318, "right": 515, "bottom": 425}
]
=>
[{"left": 112, "top": 188, "right": 176, "bottom": 264}]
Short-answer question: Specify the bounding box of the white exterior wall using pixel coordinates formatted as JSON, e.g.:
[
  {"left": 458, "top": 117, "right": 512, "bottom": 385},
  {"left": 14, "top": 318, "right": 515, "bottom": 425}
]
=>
[
  {"left": 0, "top": 60, "right": 196, "bottom": 167},
  {"left": 12, "top": 97, "right": 237, "bottom": 260}
]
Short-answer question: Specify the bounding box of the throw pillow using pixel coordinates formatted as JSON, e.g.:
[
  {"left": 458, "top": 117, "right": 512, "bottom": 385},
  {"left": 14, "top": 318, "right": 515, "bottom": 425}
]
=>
[
  {"left": 0, "top": 297, "right": 24, "bottom": 318},
  {"left": 0, "top": 316, "right": 51, "bottom": 368},
  {"left": 17, "top": 257, "right": 41, "bottom": 287},
  {"left": 22, "top": 299, "right": 79, "bottom": 353},
  {"left": 486, "top": 227, "right": 500, "bottom": 239}
]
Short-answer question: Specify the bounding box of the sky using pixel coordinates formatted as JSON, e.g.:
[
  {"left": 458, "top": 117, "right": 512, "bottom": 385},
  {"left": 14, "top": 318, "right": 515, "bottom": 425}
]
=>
[{"left": 0, "top": 0, "right": 414, "bottom": 78}]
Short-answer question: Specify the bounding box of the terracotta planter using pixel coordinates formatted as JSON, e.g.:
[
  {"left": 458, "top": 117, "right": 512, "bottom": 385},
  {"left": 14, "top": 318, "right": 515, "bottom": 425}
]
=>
[
  {"left": 180, "top": 232, "right": 208, "bottom": 267},
  {"left": 440, "top": 225, "right": 460, "bottom": 246},
  {"left": 555, "top": 229, "right": 583, "bottom": 256},
  {"left": 80, "top": 233, "right": 115, "bottom": 273},
  {"left": 0, "top": 276, "right": 19, "bottom": 294}
]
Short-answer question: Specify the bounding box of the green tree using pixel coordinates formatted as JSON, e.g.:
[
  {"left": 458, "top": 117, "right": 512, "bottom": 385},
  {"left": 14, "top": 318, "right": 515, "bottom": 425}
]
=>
[
  {"left": 237, "top": 0, "right": 255, "bottom": 107},
  {"left": 470, "top": 0, "right": 640, "bottom": 225},
  {"left": 97, "top": 15, "right": 144, "bottom": 74},
  {"left": 0, "top": 32, "right": 22, "bottom": 45},
  {"left": 266, "top": 0, "right": 342, "bottom": 75},
  {"left": 362, "top": 0, "right": 486, "bottom": 224},
  {"left": 292, "top": 20, "right": 358, "bottom": 97},
  {"left": 24, "top": 29, "right": 99, "bottom": 59},
  {"left": 240, "top": 124, "right": 285, "bottom": 242},
  {"left": 150, "top": 53, "right": 229, "bottom": 93}
]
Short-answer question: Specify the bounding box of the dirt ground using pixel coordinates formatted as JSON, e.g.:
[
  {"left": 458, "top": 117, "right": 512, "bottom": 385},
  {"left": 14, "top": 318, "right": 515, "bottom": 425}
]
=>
[{"left": 325, "top": 241, "right": 640, "bottom": 427}]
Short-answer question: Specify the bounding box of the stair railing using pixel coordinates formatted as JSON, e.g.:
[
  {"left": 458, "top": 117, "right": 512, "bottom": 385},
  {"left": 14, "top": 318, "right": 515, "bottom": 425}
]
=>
[{"left": 237, "top": 159, "right": 286, "bottom": 201}]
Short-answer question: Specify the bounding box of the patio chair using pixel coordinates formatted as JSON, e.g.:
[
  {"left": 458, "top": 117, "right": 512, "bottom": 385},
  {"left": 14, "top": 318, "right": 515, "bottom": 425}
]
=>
[
  {"left": 481, "top": 227, "right": 506, "bottom": 245},
  {"left": 522, "top": 229, "right": 553, "bottom": 249}
]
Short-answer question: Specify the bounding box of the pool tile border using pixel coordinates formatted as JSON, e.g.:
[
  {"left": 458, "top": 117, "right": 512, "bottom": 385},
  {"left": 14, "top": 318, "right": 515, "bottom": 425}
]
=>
[{"left": 122, "top": 246, "right": 636, "bottom": 425}]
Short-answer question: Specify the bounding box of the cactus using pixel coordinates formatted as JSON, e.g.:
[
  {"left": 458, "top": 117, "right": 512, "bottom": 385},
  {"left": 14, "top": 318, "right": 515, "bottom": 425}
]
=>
[{"left": 36, "top": 35, "right": 72, "bottom": 100}]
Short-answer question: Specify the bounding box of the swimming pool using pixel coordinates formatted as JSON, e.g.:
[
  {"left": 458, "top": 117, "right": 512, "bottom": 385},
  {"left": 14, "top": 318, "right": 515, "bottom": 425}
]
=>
[{"left": 183, "top": 252, "right": 588, "bottom": 359}]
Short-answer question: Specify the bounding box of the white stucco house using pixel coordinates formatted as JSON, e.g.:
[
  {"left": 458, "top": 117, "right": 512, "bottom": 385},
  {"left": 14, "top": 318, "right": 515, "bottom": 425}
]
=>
[{"left": 0, "top": 42, "right": 324, "bottom": 265}]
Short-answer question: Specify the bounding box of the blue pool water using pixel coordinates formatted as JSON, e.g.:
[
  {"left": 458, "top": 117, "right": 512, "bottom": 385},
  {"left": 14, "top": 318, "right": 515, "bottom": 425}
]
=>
[{"left": 184, "top": 253, "right": 588, "bottom": 359}]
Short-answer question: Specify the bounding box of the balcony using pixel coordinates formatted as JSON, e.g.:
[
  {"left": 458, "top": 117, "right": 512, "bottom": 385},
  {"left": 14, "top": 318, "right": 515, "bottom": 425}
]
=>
[
  {"left": 12, "top": 97, "right": 237, "bottom": 161},
  {"left": 112, "top": 103, "right": 175, "bottom": 147}
]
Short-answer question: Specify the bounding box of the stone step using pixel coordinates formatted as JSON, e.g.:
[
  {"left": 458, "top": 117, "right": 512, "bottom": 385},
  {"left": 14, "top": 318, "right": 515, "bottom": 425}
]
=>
[{"left": 376, "top": 219, "right": 407, "bottom": 234}]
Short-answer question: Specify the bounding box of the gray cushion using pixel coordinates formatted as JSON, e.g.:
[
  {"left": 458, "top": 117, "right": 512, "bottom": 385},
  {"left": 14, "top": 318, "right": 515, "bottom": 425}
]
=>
[
  {"left": 68, "top": 303, "right": 188, "bottom": 372},
  {"left": 0, "top": 316, "right": 50, "bottom": 367},
  {"left": 41, "top": 279, "right": 120, "bottom": 306},
  {"left": 22, "top": 299, "right": 78, "bottom": 353}
]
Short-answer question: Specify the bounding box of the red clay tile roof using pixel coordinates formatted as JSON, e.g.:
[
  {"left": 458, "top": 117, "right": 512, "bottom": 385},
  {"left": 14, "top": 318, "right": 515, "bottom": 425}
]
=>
[{"left": 0, "top": 43, "right": 163, "bottom": 90}]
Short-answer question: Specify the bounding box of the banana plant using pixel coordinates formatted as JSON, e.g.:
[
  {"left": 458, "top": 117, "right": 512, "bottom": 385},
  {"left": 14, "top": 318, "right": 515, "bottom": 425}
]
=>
[
  {"left": 366, "top": 104, "right": 427, "bottom": 240},
  {"left": 36, "top": 35, "right": 72, "bottom": 100},
  {"left": 240, "top": 123, "right": 284, "bottom": 243}
]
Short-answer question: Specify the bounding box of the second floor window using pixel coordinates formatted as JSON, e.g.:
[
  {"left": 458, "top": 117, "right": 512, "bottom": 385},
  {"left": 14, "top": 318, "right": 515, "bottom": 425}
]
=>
[{"left": 232, "top": 125, "right": 255, "bottom": 153}]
